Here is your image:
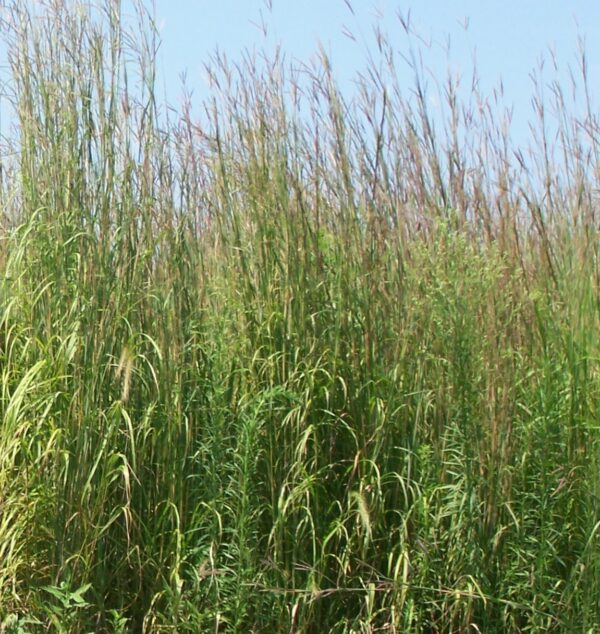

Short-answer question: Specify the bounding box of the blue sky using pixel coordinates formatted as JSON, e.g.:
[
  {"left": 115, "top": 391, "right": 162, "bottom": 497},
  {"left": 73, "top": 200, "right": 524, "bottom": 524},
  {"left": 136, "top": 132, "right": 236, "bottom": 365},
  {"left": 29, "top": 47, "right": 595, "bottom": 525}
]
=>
[
  {"left": 151, "top": 0, "right": 600, "bottom": 147},
  {"left": 0, "top": 1, "right": 598, "bottom": 149}
]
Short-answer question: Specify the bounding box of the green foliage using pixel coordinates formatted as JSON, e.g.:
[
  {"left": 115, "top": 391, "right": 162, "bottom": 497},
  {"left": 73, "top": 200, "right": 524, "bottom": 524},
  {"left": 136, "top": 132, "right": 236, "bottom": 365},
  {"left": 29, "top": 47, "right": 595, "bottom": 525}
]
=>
[{"left": 0, "top": 0, "right": 598, "bottom": 631}]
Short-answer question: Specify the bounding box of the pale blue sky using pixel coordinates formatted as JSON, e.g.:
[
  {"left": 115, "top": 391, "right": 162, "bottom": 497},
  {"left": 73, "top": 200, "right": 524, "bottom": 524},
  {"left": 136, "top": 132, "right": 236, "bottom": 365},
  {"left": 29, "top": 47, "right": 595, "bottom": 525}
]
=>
[
  {"left": 0, "top": 1, "right": 598, "bottom": 148},
  {"left": 151, "top": 0, "right": 600, "bottom": 147}
]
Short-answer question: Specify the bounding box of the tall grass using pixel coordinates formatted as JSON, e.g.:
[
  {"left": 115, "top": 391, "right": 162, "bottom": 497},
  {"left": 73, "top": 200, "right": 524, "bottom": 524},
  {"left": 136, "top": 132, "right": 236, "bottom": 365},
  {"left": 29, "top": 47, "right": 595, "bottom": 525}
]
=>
[{"left": 0, "top": 1, "right": 598, "bottom": 631}]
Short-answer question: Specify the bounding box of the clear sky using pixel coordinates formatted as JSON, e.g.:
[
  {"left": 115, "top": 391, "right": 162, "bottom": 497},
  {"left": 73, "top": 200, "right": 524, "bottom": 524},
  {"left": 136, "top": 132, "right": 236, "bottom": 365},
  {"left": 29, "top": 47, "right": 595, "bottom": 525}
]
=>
[
  {"left": 151, "top": 0, "right": 600, "bottom": 147},
  {"left": 0, "top": 1, "right": 598, "bottom": 148}
]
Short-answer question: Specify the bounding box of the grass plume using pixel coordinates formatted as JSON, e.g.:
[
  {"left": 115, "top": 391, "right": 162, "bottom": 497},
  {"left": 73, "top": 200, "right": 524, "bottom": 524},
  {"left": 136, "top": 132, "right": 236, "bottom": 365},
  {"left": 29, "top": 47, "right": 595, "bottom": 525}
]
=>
[{"left": 0, "top": 1, "right": 598, "bottom": 631}]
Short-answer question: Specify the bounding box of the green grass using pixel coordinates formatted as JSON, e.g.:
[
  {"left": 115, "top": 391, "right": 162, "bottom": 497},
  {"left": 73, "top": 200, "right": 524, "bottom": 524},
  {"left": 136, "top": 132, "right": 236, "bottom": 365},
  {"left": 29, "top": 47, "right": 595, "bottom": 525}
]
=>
[{"left": 0, "top": 1, "right": 598, "bottom": 632}]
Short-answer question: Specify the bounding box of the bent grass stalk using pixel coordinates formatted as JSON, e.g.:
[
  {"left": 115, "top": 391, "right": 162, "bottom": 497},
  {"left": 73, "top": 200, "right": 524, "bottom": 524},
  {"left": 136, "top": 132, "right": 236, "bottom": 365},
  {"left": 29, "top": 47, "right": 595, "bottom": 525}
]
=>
[{"left": 0, "top": 0, "right": 598, "bottom": 631}]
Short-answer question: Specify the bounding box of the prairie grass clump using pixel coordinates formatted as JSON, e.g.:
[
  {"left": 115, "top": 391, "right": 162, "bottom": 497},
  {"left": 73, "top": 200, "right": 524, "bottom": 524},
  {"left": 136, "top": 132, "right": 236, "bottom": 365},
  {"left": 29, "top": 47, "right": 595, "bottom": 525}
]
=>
[{"left": 0, "top": 1, "right": 598, "bottom": 632}]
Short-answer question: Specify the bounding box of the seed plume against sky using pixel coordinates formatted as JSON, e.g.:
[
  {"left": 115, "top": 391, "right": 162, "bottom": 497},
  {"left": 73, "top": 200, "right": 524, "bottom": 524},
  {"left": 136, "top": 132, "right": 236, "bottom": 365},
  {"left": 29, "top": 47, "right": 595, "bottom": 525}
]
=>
[{"left": 152, "top": 0, "right": 600, "bottom": 146}]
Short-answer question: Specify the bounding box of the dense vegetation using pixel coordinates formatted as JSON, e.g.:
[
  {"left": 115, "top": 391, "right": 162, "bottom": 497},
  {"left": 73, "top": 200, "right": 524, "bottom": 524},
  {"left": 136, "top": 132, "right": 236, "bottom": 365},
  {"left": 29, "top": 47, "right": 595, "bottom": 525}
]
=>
[{"left": 0, "top": 1, "right": 598, "bottom": 631}]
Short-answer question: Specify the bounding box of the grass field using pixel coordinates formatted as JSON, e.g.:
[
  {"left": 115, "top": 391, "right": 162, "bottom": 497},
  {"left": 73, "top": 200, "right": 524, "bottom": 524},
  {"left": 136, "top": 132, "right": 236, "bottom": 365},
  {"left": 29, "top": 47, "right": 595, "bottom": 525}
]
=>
[{"left": 0, "top": 1, "right": 598, "bottom": 632}]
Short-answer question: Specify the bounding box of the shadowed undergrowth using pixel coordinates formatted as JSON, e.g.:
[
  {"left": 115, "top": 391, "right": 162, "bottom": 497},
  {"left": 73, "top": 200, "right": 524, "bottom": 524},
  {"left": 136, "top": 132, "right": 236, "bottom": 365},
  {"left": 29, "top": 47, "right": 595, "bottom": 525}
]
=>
[{"left": 0, "top": 1, "right": 598, "bottom": 632}]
